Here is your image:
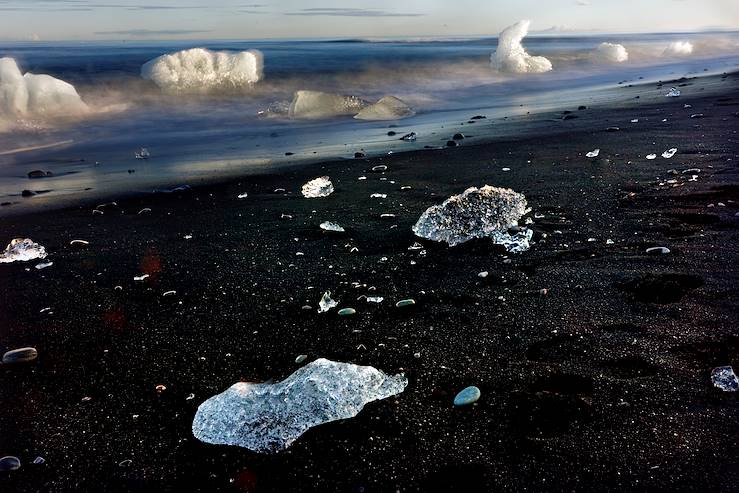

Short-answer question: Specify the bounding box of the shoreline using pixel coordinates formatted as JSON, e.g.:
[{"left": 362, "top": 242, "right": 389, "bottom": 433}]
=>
[{"left": 1, "top": 70, "right": 738, "bottom": 491}]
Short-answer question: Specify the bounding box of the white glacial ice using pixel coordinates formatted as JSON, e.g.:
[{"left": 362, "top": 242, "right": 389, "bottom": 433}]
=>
[
  {"left": 0, "top": 238, "right": 48, "bottom": 263},
  {"left": 301, "top": 176, "right": 334, "bottom": 198},
  {"left": 663, "top": 41, "right": 693, "bottom": 57},
  {"left": 141, "top": 48, "right": 263, "bottom": 94},
  {"left": 0, "top": 57, "right": 88, "bottom": 119},
  {"left": 192, "top": 358, "right": 408, "bottom": 453},
  {"left": 412, "top": 186, "right": 532, "bottom": 252},
  {"left": 354, "top": 96, "right": 415, "bottom": 121},
  {"left": 592, "top": 42, "right": 629, "bottom": 63},
  {"left": 491, "top": 20, "right": 552, "bottom": 74},
  {"left": 288, "top": 90, "right": 368, "bottom": 120}
]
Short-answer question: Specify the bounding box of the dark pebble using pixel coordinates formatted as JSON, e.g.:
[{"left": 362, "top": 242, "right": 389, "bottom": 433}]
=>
[
  {"left": 354, "top": 152, "right": 366, "bottom": 159},
  {"left": 452, "top": 133, "right": 465, "bottom": 140},
  {"left": 387, "top": 131, "right": 397, "bottom": 136},
  {"left": 578, "top": 105, "right": 587, "bottom": 110},
  {"left": 0, "top": 456, "right": 21, "bottom": 472},
  {"left": 446, "top": 140, "right": 458, "bottom": 147},
  {"left": 21, "top": 190, "right": 35, "bottom": 197},
  {"left": 28, "top": 170, "right": 52, "bottom": 179},
  {"left": 3, "top": 347, "right": 38, "bottom": 364}
]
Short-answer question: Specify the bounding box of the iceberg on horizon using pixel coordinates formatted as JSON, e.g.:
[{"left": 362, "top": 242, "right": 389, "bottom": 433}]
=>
[{"left": 592, "top": 42, "right": 629, "bottom": 63}]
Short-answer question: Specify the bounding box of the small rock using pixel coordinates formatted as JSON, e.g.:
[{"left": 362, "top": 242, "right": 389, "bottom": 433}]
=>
[
  {"left": 606, "top": 126, "right": 620, "bottom": 132},
  {"left": 354, "top": 152, "right": 366, "bottom": 159},
  {"left": 295, "top": 354, "right": 308, "bottom": 364},
  {"left": 452, "top": 133, "right": 465, "bottom": 140},
  {"left": 3, "top": 347, "right": 38, "bottom": 364},
  {"left": 337, "top": 308, "right": 356, "bottom": 316},
  {"left": 453, "top": 386, "right": 481, "bottom": 406},
  {"left": 28, "top": 170, "right": 52, "bottom": 179},
  {"left": 646, "top": 247, "right": 670, "bottom": 255},
  {"left": 446, "top": 140, "right": 458, "bottom": 147},
  {"left": 21, "top": 190, "right": 35, "bottom": 197},
  {"left": 395, "top": 299, "right": 416, "bottom": 308},
  {"left": 0, "top": 456, "right": 21, "bottom": 472}
]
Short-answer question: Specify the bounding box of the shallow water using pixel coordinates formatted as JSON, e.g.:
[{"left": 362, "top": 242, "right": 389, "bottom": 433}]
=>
[{"left": 1, "top": 32, "right": 738, "bottom": 213}]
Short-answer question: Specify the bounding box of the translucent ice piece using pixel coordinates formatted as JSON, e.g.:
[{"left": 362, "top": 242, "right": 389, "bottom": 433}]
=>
[
  {"left": 192, "top": 358, "right": 407, "bottom": 453},
  {"left": 318, "top": 291, "right": 338, "bottom": 313},
  {"left": 586, "top": 149, "right": 600, "bottom": 158},
  {"left": 354, "top": 96, "right": 414, "bottom": 121},
  {"left": 662, "top": 148, "right": 677, "bottom": 159},
  {"left": 0, "top": 238, "right": 47, "bottom": 263},
  {"left": 302, "top": 176, "right": 334, "bottom": 198},
  {"left": 666, "top": 87, "right": 681, "bottom": 97},
  {"left": 711, "top": 366, "right": 738, "bottom": 392},
  {"left": 319, "top": 221, "right": 345, "bottom": 232}
]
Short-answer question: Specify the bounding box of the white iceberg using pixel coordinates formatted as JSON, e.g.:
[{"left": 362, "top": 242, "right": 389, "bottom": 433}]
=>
[
  {"left": 412, "top": 186, "right": 531, "bottom": 251},
  {"left": 354, "top": 96, "right": 415, "bottom": 121},
  {"left": 663, "top": 41, "right": 693, "bottom": 57},
  {"left": 318, "top": 291, "right": 338, "bottom": 313},
  {"left": 141, "top": 48, "right": 263, "bottom": 94},
  {"left": 0, "top": 238, "right": 47, "bottom": 263},
  {"left": 302, "top": 176, "right": 334, "bottom": 198},
  {"left": 289, "top": 90, "right": 368, "bottom": 120},
  {"left": 192, "top": 358, "right": 407, "bottom": 453},
  {"left": 0, "top": 57, "right": 88, "bottom": 119},
  {"left": 592, "top": 42, "right": 629, "bottom": 63},
  {"left": 491, "top": 20, "right": 552, "bottom": 74}
]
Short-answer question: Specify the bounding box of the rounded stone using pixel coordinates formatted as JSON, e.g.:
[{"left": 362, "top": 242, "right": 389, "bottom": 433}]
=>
[
  {"left": 3, "top": 347, "right": 38, "bottom": 364},
  {"left": 295, "top": 354, "right": 308, "bottom": 364},
  {"left": 0, "top": 456, "right": 21, "bottom": 472},
  {"left": 454, "top": 386, "right": 481, "bottom": 406},
  {"left": 337, "top": 308, "right": 356, "bottom": 316},
  {"left": 395, "top": 299, "right": 416, "bottom": 308}
]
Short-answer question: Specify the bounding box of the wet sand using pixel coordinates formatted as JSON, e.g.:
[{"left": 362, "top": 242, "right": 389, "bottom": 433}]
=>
[{"left": 1, "top": 73, "right": 738, "bottom": 492}]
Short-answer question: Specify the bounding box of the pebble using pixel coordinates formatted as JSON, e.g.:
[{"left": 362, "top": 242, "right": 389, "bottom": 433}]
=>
[
  {"left": 453, "top": 386, "right": 481, "bottom": 406},
  {"left": 478, "top": 271, "right": 489, "bottom": 278},
  {"left": 3, "top": 347, "right": 38, "bottom": 364},
  {"left": 295, "top": 354, "right": 308, "bottom": 364},
  {"left": 395, "top": 299, "right": 416, "bottom": 308},
  {"left": 0, "top": 456, "right": 20, "bottom": 472},
  {"left": 337, "top": 308, "right": 356, "bottom": 316},
  {"left": 646, "top": 247, "right": 670, "bottom": 254}
]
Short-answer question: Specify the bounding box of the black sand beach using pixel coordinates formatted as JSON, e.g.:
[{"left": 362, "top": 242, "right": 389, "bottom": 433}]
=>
[{"left": 1, "top": 73, "right": 738, "bottom": 492}]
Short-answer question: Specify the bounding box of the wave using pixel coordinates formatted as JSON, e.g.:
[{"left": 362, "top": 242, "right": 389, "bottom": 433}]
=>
[
  {"left": 141, "top": 48, "right": 264, "bottom": 94},
  {"left": 592, "top": 42, "right": 629, "bottom": 63},
  {"left": 491, "top": 20, "right": 553, "bottom": 74}
]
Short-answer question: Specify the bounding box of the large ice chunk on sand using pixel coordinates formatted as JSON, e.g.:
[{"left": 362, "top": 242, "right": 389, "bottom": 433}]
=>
[
  {"left": 289, "top": 90, "right": 368, "bottom": 120},
  {"left": 301, "top": 176, "right": 334, "bottom": 198},
  {"left": 0, "top": 238, "right": 47, "bottom": 263},
  {"left": 413, "top": 186, "right": 530, "bottom": 251},
  {"left": 0, "top": 57, "right": 88, "bottom": 118},
  {"left": 141, "top": 48, "right": 263, "bottom": 94},
  {"left": 592, "top": 42, "right": 629, "bottom": 63},
  {"left": 491, "top": 21, "right": 552, "bottom": 74},
  {"left": 192, "top": 358, "right": 407, "bottom": 453},
  {"left": 354, "top": 96, "right": 415, "bottom": 121}
]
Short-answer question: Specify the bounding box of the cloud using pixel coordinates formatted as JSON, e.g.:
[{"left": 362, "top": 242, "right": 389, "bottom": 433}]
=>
[
  {"left": 576, "top": 0, "right": 590, "bottom": 5},
  {"left": 94, "top": 29, "right": 213, "bottom": 36},
  {"left": 285, "top": 7, "right": 423, "bottom": 17}
]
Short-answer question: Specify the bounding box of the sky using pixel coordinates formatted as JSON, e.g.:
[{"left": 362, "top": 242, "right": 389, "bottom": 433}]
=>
[{"left": 0, "top": 0, "right": 737, "bottom": 41}]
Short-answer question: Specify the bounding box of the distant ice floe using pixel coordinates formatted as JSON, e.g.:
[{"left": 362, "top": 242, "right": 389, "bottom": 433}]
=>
[
  {"left": 0, "top": 57, "right": 88, "bottom": 120},
  {"left": 413, "top": 186, "right": 532, "bottom": 252},
  {"left": 289, "top": 90, "right": 368, "bottom": 120},
  {"left": 592, "top": 42, "right": 629, "bottom": 63},
  {"left": 663, "top": 41, "right": 694, "bottom": 57},
  {"left": 141, "top": 48, "right": 264, "bottom": 94},
  {"left": 0, "top": 238, "right": 47, "bottom": 263},
  {"left": 354, "top": 96, "right": 415, "bottom": 121},
  {"left": 491, "top": 20, "right": 552, "bottom": 74},
  {"left": 192, "top": 358, "right": 408, "bottom": 453}
]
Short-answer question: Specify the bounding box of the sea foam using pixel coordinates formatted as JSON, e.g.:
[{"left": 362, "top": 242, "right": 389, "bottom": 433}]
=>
[
  {"left": 491, "top": 20, "right": 552, "bottom": 74},
  {"left": 141, "top": 48, "right": 264, "bottom": 94},
  {"left": 0, "top": 57, "right": 88, "bottom": 119},
  {"left": 592, "top": 42, "right": 629, "bottom": 63}
]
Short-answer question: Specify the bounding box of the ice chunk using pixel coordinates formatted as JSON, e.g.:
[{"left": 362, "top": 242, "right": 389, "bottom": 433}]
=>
[
  {"left": 302, "top": 176, "right": 334, "bottom": 198},
  {"left": 663, "top": 41, "right": 693, "bottom": 57},
  {"left": 491, "top": 228, "right": 534, "bottom": 253},
  {"left": 646, "top": 154, "right": 657, "bottom": 160},
  {"left": 711, "top": 366, "right": 738, "bottom": 392},
  {"left": 586, "top": 149, "right": 600, "bottom": 158},
  {"left": 0, "top": 238, "right": 47, "bottom": 263},
  {"left": 141, "top": 48, "right": 263, "bottom": 94},
  {"left": 666, "top": 87, "right": 681, "bottom": 97},
  {"left": 491, "top": 21, "right": 552, "bottom": 74},
  {"left": 354, "top": 96, "right": 415, "bottom": 121},
  {"left": 592, "top": 42, "right": 629, "bottom": 63},
  {"left": 192, "top": 358, "right": 407, "bottom": 452},
  {"left": 662, "top": 148, "right": 677, "bottom": 159},
  {"left": 318, "top": 291, "right": 338, "bottom": 313},
  {"left": 289, "top": 90, "right": 368, "bottom": 120},
  {"left": 1, "top": 57, "right": 88, "bottom": 119},
  {"left": 319, "top": 221, "right": 345, "bottom": 232},
  {"left": 412, "top": 186, "right": 531, "bottom": 252}
]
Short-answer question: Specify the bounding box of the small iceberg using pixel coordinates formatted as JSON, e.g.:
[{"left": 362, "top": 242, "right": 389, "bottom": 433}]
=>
[
  {"left": 412, "top": 186, "right": 531, "bottom": 252},
  {"left": 289, "top": 90, "right": 368, "bottom": 120},
  {"left": 0, "top": 238, "right": 47, "bottom": 263},
  {"left": 192, "top": 358, "right": 407, "bottom": 453},
  {"left": 592, "top": 42, "right": 628, "bottom": 63},
  {"left": 302, "top": 176, "right": 334, "bottom": 198},
  {"left": 491, "top": 20, "right": 552, "bottom": 74},
  {"left": 354, "top": 96, "right": 414, "bottom": 121}
]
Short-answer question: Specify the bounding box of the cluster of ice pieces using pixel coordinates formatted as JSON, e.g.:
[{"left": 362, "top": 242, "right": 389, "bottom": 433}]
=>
[
  {"left": 192, "top": 358, "right": 408, "bottom": 453},
  {"left": 491, "top": 20, "right": 552, "bottom": 74},
  {"left": 302, "top": 176, "right": 334, "bottom": 198},
  {"left": 592, "top": 42, "right": 629, "bottom": 63},
  {"left": 412, "top": 186, "right": 531, "bottom": 252},
  {"left": 287, "top": 91, "right": 413, "bottom": 121},
  {"left": 0, "top": 57, "right": 88, "bottom": 120},
  {"left": 0, "top": 238, "right": 47, "bottom": 263},
  {"left": 141, "top": 48, "right": 263, "bottom": 94}
]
